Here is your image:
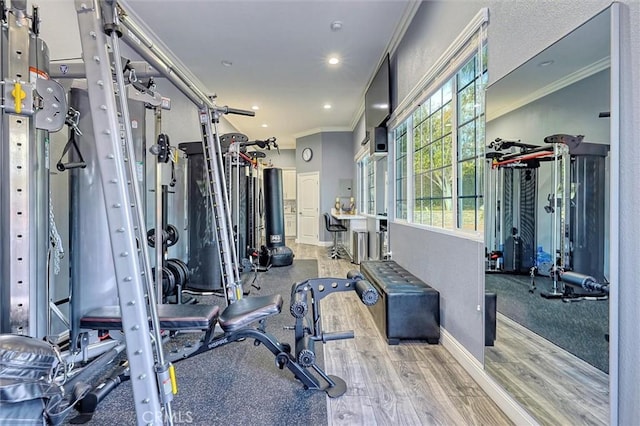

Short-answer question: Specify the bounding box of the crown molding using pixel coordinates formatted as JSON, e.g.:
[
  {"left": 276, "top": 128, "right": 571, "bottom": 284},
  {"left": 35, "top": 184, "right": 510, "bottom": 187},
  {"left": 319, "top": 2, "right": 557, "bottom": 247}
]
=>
[
  {"left": 293, "top": 126, "right": 352, "bottom": 140},
  {"left": 487, "top": 57, "right": 610, "bottom": 122}
]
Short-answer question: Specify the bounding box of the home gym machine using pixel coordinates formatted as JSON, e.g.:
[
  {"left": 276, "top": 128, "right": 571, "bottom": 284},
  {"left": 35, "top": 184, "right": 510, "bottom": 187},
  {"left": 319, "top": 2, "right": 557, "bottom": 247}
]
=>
[
  {"left": 486, "top": 134, "right": 609, "bottom": 299},
  {"left": 485, "top": 138, "right": 540, "bottom": 274},
  {"left": 78, "top": 271, "right": 379, "bottom": 408},
  {"left": 220, "top": 133, "right": 279, "bottom": 271}
]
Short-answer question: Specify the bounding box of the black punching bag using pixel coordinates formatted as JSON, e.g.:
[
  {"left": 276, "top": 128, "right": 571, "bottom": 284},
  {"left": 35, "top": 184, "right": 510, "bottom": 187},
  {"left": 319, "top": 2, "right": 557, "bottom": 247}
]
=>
[
  {"left": 263, "top": 168, "right": 285, "bottom": 247},
  {"left": 262, "top": 168, "right": 294, "bottom": 266}
]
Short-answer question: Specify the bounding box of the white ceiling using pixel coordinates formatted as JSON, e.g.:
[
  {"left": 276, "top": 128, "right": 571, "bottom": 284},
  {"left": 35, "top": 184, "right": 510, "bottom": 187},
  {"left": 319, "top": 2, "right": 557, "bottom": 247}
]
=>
[
  {"left": 486, "top": 7, "right": 610, "bottom": 121},
  {"left": 32, "top": 0, "right": 416, "bottom": 149}
]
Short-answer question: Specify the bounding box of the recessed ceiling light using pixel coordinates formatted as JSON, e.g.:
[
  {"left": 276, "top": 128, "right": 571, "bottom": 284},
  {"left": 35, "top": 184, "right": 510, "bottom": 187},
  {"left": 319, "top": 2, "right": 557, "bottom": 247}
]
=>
[
  {"left": 261, "top": 124, "right": 268, "bottom": 128},
  {"left": 221, "top": 60, "right": 233, "bottom": 67},
  {"left": 323, "top": 104, "right": 332, "bottom": 110},
  {"left": 330, "top": 21, "right": 343, "bottom": 32},
  {"left": 538, "top": 60, "right": 554, "bottom": 67},
  {"left": 251, "top": 105, "right": 260, "bottom": 110},
  {"left": 328, "top": 56, "right": 340, "bottom": 65}
]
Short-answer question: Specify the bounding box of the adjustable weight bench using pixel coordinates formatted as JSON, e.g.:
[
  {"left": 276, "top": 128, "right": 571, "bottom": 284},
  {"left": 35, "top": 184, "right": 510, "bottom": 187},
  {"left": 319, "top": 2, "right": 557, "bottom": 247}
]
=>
[
  {"left": 80, "top": 303, "right": 221, "bottom": 331},
  {"left": 79, "top": 271, "right": 379, "bottom": 402}
]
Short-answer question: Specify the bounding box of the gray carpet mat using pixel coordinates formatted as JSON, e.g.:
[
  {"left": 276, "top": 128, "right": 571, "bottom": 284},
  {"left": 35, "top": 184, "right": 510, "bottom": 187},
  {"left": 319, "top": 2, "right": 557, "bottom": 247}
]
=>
[
  {"left": 485, "top": 273, "right": 609, "bottom": 373},
  {"left": 74, "top": 259, "right": 326, "bottom": 425}
]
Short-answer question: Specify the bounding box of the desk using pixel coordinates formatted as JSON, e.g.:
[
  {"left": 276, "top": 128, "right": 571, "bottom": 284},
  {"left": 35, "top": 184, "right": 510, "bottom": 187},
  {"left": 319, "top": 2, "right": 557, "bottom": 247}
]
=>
[{"left": 331, "top": 209, "right": 367, "bottom": 260}]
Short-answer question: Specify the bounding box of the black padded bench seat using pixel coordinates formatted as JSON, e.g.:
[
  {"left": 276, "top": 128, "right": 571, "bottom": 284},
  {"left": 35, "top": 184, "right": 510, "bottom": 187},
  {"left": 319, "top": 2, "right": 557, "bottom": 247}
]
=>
[
  {"left": 360, "top": 260, "right": 440, "bottom": 345},
  {"left": 80, "top": 304, "right": 220, "bottom": 331},
  {"left": 218, "top": 294, "right": 283, "bottom": 333}
]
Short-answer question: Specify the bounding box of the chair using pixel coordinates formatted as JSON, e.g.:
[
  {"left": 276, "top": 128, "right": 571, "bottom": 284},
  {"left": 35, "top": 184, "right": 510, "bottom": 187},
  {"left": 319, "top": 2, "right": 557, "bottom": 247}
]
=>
[{"left": 323, "top": 213, "right": 347, "bottom": 259}]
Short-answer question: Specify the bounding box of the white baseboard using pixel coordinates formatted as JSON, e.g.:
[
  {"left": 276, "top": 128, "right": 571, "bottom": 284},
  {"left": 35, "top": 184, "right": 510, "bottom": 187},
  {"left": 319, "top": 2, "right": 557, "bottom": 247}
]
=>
[{"left": 440, "top": 328, "right": 539, "bottom": 426}]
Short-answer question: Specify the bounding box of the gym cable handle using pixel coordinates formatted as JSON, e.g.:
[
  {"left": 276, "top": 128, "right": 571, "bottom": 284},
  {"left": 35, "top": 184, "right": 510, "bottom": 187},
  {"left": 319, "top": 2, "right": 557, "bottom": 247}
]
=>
[
  {"left": 355, "top": 280, "right": 379, "bottom": 306},
  {"left": 56, "top": 162, "right": 87, "bottom": 171},
  {"left": 214, "top": 105, "right": 256, "bottom": 117}
]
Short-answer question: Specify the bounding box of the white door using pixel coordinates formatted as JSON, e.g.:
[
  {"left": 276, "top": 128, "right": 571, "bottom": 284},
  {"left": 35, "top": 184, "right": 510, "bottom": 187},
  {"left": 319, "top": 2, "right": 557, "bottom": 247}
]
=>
[{"left": 297, "top": 172, "right": 319, "bottom": 245}]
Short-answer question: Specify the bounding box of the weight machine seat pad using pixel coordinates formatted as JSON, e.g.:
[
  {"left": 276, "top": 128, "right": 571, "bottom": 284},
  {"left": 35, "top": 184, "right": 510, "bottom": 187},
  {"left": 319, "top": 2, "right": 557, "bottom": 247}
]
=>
[
  {"left": 218, "top": 294, "right": 283, "bottom": 333},
  {"left": 80, "top": 304, "right": 220, "bottom": 331}
]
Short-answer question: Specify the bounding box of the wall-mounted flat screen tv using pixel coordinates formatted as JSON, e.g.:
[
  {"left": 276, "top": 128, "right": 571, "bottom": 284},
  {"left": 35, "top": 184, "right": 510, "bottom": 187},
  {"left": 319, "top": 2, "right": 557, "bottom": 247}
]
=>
[{"left": 365, "top": 54, "right": 391, "bottom": 130}]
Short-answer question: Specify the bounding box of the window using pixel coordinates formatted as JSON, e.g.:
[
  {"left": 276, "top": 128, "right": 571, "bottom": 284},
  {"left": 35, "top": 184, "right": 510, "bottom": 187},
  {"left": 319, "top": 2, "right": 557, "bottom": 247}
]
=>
[
  {"left": 357, "top": 158, "right": 366, "bottom": 214},
  {"left": 394, "top": 122, "right": 408, "bottom": 220},
  {"left": 456, "top": 50, "right": 487, "bottom": 230},
  {"left": 413, "top": 81, "right": 454, "bottom": 228},
  {"left": 356, "top": 155, "right": 375, "bottom": 215},
  {"left": 366, "top": 156, "right": 375, "bottom": 215},
  {"left": 392, "top": 45, "right": 487, "bottom": 232}
]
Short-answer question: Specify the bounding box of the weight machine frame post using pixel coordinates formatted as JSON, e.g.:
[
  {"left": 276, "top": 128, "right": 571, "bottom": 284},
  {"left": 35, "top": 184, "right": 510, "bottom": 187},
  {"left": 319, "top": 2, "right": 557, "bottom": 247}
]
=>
[
  {"left": 1, "top": 2, "right": 52, "bottom": 338},
  {"left": 199, "top": 108, "right": 243, "bottom": 303},
  {"left": 545, "top": 142, "right": 564, "bottom": 297},
  {"left": 154, "top": 106, "right": 164, "bottom": 305},
  {"left": 74, "top": 1, "right": 170, "bottom": 423},
  {"left": 561, "top": 145, "right": 572, "bottom": 271}
]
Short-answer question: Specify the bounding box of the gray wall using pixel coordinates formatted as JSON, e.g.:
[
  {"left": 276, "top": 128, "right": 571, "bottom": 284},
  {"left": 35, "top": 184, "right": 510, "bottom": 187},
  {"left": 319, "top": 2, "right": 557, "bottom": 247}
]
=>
[
  {"left": 296, "top": 131, "right": 354, "bottom": 243},
  {"left": 388, "top": 0, "right": 639, "bottom": 423},
  {"left": 389, "top": 0, "right": 487, "bottom": 362},
  {"left": 262, "top": 149, "right": 296, "bottom": 169},
  {"left": 321, "top": 132, "right": 355, "bottom": 242}
]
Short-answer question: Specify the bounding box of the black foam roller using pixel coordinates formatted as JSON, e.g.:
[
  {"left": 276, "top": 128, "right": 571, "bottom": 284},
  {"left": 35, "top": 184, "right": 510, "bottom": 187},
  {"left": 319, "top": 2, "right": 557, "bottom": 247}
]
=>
[
  {"left": 355, "top": 280, "right": 379, "bottom": 306},
  {"left": 263, "top": 168, "right": 285, "bottom": 248},
  {"left": 290, "top": 291, "right": 308, "bottom": 318},
  {"left": 347, "top": 270, "right": 364, "bottom": 280},
  {"left": 296, "top": 336, "right": 316, "bottom": 367},
  {"left": 561, "top": 271, "right": 595, "bottom": 288}
]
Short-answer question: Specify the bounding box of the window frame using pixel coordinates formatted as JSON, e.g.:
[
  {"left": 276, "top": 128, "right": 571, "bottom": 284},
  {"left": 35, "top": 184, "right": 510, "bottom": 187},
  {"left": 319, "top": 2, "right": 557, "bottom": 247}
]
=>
[{"left": 391, "top": 44, "right": 487, "bottom": 234}]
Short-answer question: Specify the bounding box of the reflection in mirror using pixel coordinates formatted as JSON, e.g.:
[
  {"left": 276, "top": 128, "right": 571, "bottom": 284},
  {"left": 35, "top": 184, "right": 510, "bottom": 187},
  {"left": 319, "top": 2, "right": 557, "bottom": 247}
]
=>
[{"left": 484, "top": 7, "right": 612, "bottom": 425}]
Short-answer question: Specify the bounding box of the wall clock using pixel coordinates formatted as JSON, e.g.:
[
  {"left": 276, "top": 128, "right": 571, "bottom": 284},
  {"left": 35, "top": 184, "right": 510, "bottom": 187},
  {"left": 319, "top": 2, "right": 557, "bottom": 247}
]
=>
[{"left": 302, "top": 147, "right": 313, "bottom": 162}]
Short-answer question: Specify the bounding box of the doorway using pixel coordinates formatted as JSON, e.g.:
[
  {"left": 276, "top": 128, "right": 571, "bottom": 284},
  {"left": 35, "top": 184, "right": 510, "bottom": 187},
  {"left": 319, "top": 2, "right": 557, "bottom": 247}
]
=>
[{"left": 297, "top": 172, "right": 319, "bottom": 245}]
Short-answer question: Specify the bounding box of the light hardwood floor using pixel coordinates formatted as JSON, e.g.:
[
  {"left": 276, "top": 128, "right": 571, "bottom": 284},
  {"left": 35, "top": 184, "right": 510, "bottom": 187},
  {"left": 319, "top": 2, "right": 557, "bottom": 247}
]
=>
[
  {"left": 291, "top": 240, "right": 513, "bottom": 426},
  {"left": 485, "top": 314, "right": 609, "bottom": 426}
]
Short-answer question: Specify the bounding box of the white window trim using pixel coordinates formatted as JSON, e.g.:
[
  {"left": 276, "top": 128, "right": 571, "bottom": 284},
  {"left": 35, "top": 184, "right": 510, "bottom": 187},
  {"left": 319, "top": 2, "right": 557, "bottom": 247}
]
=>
[
  {"left": 390, "top": 8, "right": 488, "bottom": 236},
  {"left": 387, "top": 7, "right": 489, "bottom": 130}
]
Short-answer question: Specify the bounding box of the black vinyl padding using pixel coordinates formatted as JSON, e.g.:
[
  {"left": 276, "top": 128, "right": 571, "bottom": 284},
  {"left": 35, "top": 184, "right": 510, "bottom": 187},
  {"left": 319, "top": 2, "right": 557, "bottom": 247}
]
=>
[
  {"left": 218, "top": 294, "right": 283, "bottom": 332},
  {"left": 360, "top": 260, "right": 440, "bottom": 345},
  {"left": 80, "top": 304, "right": 220, "bottom": 331}
]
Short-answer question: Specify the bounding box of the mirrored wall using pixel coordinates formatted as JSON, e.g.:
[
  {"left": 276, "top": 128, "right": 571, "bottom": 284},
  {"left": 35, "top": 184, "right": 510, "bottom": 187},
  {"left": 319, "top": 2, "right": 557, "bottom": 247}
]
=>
[{"left": 483, "top": 6, "right": 615, "bottom": 425}]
